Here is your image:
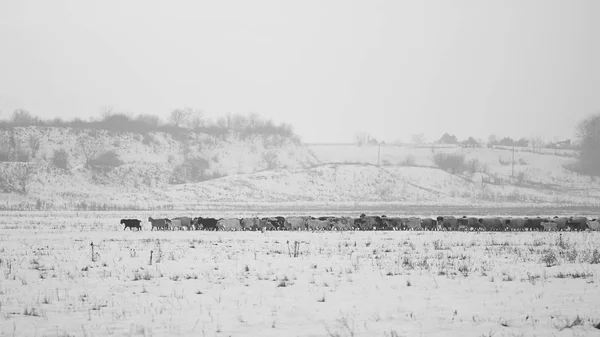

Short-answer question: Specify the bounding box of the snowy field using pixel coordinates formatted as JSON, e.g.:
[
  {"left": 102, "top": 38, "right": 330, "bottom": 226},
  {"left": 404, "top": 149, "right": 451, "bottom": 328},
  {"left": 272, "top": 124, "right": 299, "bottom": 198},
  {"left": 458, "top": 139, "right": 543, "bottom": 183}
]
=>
[{"left": 1, "top": 212, "right": 600, "bottom": 336}]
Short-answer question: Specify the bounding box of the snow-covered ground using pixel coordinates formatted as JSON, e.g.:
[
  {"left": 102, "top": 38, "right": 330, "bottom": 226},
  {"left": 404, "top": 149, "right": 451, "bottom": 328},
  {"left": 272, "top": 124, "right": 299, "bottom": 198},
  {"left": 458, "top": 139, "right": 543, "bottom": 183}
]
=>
[{"left": 1, "top": 212, "right": 600, "bottom": 336}]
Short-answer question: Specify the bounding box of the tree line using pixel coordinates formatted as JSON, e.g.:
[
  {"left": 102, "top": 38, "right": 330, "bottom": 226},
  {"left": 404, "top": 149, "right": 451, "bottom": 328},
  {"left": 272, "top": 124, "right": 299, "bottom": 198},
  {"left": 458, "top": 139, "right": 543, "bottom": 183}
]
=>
[
  {"left": 0, "top": 108, "right": 298, "bottom": 140},
  {"left": 356, "top": 132, "right": 571, "bottom": 150}
]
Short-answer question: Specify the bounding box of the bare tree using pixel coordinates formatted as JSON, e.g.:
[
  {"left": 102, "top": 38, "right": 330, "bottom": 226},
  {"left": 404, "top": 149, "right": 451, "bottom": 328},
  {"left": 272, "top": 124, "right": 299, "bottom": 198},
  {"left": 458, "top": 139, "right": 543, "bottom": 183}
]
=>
[
  {"left": 186, "top": 108, "right": 205, "bottom": 129},
  {"left": 487, "top": 134, "right": 497, "bottom": 146},
  {"left": 78, "top": 134, "right": 101, "bottom": 168},
  {"left": 247, "top": 112, "right": 262, "bottom": 129},
  {"left": 11, "top": 109, "right": 39, "bottom": 126},
  {"left": 169, "top": 108, "right": 191, "bottom": 127},
  {"left": 262, "top": 150, "right": 280, "bottom": 169},
  {"left": 28, "top": 135, "right": 41, "bottom": 159},
  {"left": 529, "top": 136, "right": 544, "bottom": 153},
  {"left": 99, "top": 106, "right": 116, "bottom": 120},
  {"left": 16, "top": 164, "right": 35, "bottom": 194},
  {"left": 0, "top": 163, "right": 36, "bottom": 194}
]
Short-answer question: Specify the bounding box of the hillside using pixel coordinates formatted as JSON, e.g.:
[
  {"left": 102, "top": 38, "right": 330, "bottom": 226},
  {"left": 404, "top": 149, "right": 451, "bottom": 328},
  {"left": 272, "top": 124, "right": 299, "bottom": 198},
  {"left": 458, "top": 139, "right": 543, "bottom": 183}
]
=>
[
  {"left": 163, "top": 144, "right": 600, "bottom": 211},
  {"left": 0, "top": 129, "right": 598, "bottom": 211},
  {"left": 0, "top": 126, "right": 317, "bottom": 209}
]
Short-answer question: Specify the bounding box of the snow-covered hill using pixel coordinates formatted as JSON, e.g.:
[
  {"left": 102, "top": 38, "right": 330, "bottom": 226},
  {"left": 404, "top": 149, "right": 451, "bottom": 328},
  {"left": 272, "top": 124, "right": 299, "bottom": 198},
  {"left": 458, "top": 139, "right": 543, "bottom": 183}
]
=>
[
  {"left": 0, "top": 129, "right": 598, "bottom": 210},
  {"left": 0, "top": 126, "right": 318, "bottom": 209}
]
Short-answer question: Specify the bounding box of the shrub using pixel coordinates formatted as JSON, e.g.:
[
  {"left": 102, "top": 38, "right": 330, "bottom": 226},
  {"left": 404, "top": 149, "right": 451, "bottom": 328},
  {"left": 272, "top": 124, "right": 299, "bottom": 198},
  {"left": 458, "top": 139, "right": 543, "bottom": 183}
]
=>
[
  {"left": 541, "top": 249, "right": 558, "bottom": 267},
  {"left": 170, "top": 157, "right": 210, "bottom": 184},
  {"left": 262, "top": 150, "right": 280, "bottom": 170},
  {"left": 432, "top": 153, "right": 466, "bottom": 174},
  {"left": 89, "top": 150, "right": 123, "bottom": 171},
  {"left": 52, "top": 149, "right": 69, "bottom": 169}
]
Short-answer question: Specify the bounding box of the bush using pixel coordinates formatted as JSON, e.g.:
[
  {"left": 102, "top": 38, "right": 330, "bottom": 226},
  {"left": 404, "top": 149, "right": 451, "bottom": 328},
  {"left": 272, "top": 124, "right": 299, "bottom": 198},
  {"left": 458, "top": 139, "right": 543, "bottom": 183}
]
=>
[
  {"left": 262, "top": 150, "right": 280, "bottom": 170},
  {"left": 89, "top": 150, "right": 123, "bottom": 171},
  {"left": 541, "top": 249, "right": 558, "bottom": 267},
  {"left": 52, "top": 149, "right": 69, "bottom": 169},
  {"left": 432, "top": 153, "right": 466, "bottom": 174},
  {"left": 170, "top": 157, "right": 210, "bottom": 184}
]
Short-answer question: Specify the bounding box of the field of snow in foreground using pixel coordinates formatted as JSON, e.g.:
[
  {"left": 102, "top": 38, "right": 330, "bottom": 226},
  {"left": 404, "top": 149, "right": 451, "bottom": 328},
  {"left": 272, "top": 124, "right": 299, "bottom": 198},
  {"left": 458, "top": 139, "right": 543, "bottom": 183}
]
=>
[{"left": 1, "top": 223, "right": 600, "bottom": 336}]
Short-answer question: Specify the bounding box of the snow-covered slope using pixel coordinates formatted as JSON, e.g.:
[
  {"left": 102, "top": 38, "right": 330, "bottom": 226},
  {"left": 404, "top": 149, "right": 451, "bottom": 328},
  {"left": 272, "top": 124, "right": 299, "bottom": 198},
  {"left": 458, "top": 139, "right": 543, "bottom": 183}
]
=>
[
  {"left": 1, "top": 130, "right": 598, "bottom": 210},
  {"left": 166, "top": 164, "right": 600, "bottom": 208}
]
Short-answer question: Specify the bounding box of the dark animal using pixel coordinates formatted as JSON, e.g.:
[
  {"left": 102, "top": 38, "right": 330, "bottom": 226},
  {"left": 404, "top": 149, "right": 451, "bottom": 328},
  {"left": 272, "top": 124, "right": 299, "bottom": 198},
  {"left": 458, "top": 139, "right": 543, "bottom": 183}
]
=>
[
  {"left": 381, "top": 217, "right": 401, "bottom": 231},
  {"left": 505, "top": 217, "right": 526, "bottom": 231},
  {"left": 552, "top": 217, "right": 569, "bottom": 231},
  {"left": 478, "top": 217, "right": 504, "bottom": 231},
  {"left": 437, "top": 216, "right": 458, "bottom": 231},
  {"left": 421, "top": 218, "right": 437, "bottom": 231},
  {"left": 525, "top": 217, "right": 545, "bottom": 231},
  {"left": 121, "top": 219, "right": 142, "bottom": 231},
  {"left": 192, "top": 217, "right": 219, "bottom": 231},
  {"left": 567, "top": 217, "right": 588, "bottom": 231},
  {"left": 457, "top": 217, "right": 469, "bottom": 231},
  {"left": 462, "top": 216, "right": 483, "bottom": 231},
  {"left": 356, "top": 214, "right": 383, "bottom": 230}
]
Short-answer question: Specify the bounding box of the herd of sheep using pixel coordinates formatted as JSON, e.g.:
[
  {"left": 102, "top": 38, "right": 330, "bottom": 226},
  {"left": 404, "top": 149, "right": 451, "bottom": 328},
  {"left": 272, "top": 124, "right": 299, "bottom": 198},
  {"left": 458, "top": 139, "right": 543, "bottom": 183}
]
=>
[{"left": 117, "top": 214, "right": 600, "bottom": 232}]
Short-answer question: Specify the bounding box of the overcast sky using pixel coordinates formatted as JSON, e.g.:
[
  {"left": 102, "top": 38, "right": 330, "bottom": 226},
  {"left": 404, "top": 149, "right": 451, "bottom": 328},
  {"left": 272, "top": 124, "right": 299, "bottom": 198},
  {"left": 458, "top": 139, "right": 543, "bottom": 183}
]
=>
[{"left": 0, "top": 0, "right": 598, "bottom": 143}]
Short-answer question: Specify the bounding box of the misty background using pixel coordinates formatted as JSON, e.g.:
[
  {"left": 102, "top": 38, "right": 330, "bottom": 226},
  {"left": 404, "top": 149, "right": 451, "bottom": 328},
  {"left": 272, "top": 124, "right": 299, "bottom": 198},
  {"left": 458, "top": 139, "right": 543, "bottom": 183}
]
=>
[{"left": 1, "top": 0, "right": 599, "bottom": 144}]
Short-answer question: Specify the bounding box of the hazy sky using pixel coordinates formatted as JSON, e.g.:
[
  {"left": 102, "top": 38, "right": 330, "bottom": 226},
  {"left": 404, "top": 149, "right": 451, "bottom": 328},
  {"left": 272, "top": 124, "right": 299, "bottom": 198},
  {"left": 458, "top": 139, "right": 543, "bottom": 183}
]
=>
[{"left": 1, "top": 0, "right": 598, "bottom": 143}]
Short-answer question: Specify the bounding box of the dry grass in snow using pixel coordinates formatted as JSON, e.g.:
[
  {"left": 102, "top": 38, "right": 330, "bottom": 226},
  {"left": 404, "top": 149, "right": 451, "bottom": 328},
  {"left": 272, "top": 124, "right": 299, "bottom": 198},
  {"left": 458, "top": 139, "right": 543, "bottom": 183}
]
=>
[{"left": 1, "top": 214, "right": 600, "bottom": 336}]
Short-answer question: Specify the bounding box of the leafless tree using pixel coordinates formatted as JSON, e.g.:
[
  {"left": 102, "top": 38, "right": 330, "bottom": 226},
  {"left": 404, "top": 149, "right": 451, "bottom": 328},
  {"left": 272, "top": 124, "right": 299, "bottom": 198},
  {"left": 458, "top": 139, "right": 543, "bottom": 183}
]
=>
[
  {"left": 28, "top": 135, "right": 41, "bottom": 159},
  {"left": 169, "top": 108, "right": 191, "bottom": 127},
  {"left": 0, "top": 163, "right": 36, "bottom": 194},
  {"left": 16, "top": 163, "right": 35, "bottom": 194},
  {"left": 99, "top": 106, "right": 115, "bottom": 120},
  {"left": 529, "top": 136, "right": 544, "bottom": 153},
  {"left": 262, "top": 150, "right": 279, "bottom": 169},
  {"left": 247, "top": 112, "right": 262, "bottom": 129},
  {"left": 11, "top": 109, "right": 39, "bottom": 126},
  {"left": 487, "top": 134, "right": 497, "bottom": 145},
  {"left": 78, "top": 134, "right": 101, "bottom": 168},
  {"left": 186, "top": 108, "right": 205, "bottom": 129}
]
